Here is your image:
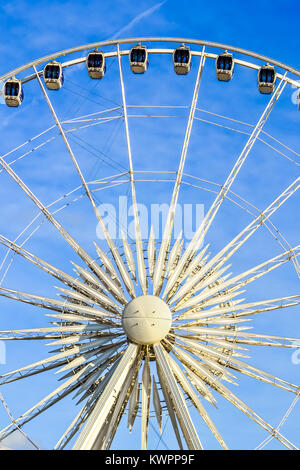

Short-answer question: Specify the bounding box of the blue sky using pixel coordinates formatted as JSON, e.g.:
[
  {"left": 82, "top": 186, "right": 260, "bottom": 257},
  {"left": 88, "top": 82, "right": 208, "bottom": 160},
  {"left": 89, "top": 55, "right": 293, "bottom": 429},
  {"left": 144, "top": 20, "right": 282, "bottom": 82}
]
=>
[{"left": 0, "top": 0, "right": 299, "bottom": 451}]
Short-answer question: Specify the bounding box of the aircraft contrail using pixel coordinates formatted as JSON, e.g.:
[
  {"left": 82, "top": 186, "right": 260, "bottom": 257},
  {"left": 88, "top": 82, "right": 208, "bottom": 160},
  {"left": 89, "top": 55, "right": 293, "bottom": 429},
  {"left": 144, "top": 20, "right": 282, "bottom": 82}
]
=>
[{"left": 109, "top": 0, "right": 167, "bottom": 40}]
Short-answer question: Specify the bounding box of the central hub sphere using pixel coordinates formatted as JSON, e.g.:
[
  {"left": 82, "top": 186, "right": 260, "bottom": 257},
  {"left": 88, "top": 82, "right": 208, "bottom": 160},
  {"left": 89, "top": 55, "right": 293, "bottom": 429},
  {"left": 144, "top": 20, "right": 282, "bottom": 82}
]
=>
[{"left": 122, "top": 295, "right": 172, "bottom": 345}]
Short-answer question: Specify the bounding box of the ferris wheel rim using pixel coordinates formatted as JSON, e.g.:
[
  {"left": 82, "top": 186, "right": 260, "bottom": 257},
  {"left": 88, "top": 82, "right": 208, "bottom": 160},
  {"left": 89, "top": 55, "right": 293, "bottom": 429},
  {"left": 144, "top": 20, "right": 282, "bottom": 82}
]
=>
[{"left": 1, "top": 37, "right": 300, "bottom": 84}]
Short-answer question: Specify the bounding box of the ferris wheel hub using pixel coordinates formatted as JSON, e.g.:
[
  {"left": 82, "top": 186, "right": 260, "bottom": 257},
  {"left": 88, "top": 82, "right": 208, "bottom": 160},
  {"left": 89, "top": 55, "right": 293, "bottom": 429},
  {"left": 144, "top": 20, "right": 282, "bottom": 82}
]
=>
[{"left": 122, "top": 295, "right": 172, "bottom": 345}]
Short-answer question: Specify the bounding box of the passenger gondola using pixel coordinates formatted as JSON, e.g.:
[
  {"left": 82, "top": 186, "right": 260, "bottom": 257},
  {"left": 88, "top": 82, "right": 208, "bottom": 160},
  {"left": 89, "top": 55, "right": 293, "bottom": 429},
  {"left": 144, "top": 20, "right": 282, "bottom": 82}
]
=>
[
  {"left": 87, "top": 50, "right": 106, "bottom": 79},
  {"left": 258, "top": 64, "right": 276, "bottom": 94},
  {"left": 43, "top": 61, "right": 64, "bottom": 90},
  {"left": 129, "top": 45, "right": 148, "bottom": 74},
  {"left": 173, "top": 45, "right": 191, "bottom": 75},
  {"left": 4, "top": 78, "right": 23, "bottom": 107},
  {"left": 216, "top": 52, "right": 234, "bottom": 81}
]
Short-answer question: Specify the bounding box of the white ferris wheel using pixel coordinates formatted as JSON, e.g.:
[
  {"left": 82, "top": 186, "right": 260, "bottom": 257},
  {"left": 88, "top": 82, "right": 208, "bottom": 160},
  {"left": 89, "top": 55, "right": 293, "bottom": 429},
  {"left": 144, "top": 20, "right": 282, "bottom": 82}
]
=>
[{"left": 0, "top": 37, "right": 299, "bottom": 450}]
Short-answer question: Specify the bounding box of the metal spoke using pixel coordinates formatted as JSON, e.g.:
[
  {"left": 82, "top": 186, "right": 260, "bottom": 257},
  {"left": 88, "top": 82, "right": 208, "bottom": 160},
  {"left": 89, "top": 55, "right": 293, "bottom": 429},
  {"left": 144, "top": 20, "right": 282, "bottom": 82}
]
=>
[
  {"left": 163, "top": 75, "right": 288, "bottom": 300},
  {"left": 166, "top": 231, "right": 183, "bottom": 277},
  {"left": 177, "top": 294, "right": 300, "bottom": 321},
  {"left": 153, "top": 47, "right": 206, "bottom": 296},
  {"left": 34, "top": 65, "right": 135, "bottom": 299},
  {"left": 0, "top": 365, "right": 91, "bottom": 441},
  {"left": 154, "top": 343, "right": 203, "bottom": 450},
  {"left": 128, "top": 377, "right": 140, "bottom": 432},
  {"left": 0, "top": 324, "right": 112, "bottom": 341},
  {"left": 176, "top": 245, "right": 300, "bottom": 311},
  {"left": 0, "top": 286, "right": 120, "bottom": 325},
  {"left": 0, "top": 234, "right": 126, "bottom": 305},
  {"left": 117, "top": 44, "right": 148, "bottom": 295},
  {"left": 172, "top": 176, "right": 300, "bottom": 303},
  {"left": 212, "top": 377, "right": 298, "bottom": 449},
  {"left": 167, "top": 353, "right": 228, "bottom": 449},
  {"left": 72, "top": 342, "right": 139, "bottom": 449},
  {"left": 156, "top": 359, "right": 184, "bottom": 450},
  {"left": 141, "top": 352, "right": 151, "bottom": 449},
  {"left": 121, "top": 230, "right": 137, "bottom": 283},
  {"left": 173, "top": 335, "right": 300, "bottom": 394},
  {"left": 96, "top": 354, "right": 142, "bottom": 450},
  {"left": 152, "top": 376, "right": 162, "bottom": 434},
  {"left": 147, "top": 225, "right": 156, "bottom": 281}
]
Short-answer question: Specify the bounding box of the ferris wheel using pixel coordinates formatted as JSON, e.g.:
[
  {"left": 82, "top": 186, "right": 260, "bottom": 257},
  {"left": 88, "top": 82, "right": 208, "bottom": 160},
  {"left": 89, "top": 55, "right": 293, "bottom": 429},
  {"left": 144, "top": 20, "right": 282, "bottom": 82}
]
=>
[{"left": 0, "top": 37, "right": 299, "bottom": 450}]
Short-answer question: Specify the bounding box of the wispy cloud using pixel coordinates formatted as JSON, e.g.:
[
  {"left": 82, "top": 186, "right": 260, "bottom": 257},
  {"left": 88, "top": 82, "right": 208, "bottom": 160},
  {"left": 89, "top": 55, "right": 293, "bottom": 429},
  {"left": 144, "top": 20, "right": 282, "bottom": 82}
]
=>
[{"left": 109, "top": 0, "right": 167, "bottom": 39}]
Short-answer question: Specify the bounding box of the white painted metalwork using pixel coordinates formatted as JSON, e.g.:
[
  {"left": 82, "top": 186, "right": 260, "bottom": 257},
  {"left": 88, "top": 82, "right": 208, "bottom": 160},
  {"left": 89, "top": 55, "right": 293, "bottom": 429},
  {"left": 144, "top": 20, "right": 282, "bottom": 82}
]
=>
[
  {"left": 0, "top": 37, "right": 299, "bottom": 451},
  {"left": 153, "top": 47, "right": 206, "bottom": 296}
]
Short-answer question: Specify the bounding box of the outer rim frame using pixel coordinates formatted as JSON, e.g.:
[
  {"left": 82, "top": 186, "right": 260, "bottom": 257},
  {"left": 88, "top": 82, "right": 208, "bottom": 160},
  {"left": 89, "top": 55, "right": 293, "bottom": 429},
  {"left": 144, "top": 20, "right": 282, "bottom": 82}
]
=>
[{"left": 1, "top": 37, "right": 300, "bottom": 83}]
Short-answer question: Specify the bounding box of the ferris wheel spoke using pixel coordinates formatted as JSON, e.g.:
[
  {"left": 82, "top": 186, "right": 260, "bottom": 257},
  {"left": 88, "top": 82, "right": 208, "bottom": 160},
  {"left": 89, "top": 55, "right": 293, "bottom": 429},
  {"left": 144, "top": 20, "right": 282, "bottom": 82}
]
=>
[
  {"left": 152, "top": 375, "right": 162, "bottom": 434},
  {"left": 72, "top": 342, "right": 139, "bottom": 449},
  {"left": 46, "top": 332, "right": 115, "bottom": 347},
  {"left": 33, "top": 64, "right": 100, "bottom": 216},
  {"left": 174, "top": 243, "right": 209, "bottom": 283},
  {"left": 55, "top": 360, "right": 121, "bottom": 450},
  {"left": 173, "top": 334, "right": 300, "bottom": 394},
  {"left": 166, "top": 231, "right": 183, "bottom": 277},
  {"left": 72, "top": 255, "right": 120, "bottom": 291},
  {"left": 0, "top": 287, "right": 120, "bottom": 325},
  {"left": 121, "top": 230, "right": 137, "bottom": 283},
  {"left": 170, "top": 262, "right": 231, "bottom": 306},
  {"left": 70, "top": 260, "right": 111, "bottom": 290},
  {"left": 128, "top": 377, "right": 140, "bottom": 432},
  {"left": 93, "top": 239, "right": 136, "bottom": 299},
  {"left": 55, "top": 403, "right": 92, "bottom": 449},
  {"left": 0, "top": 364, "right": 91, "bottom": 442},
  {"left": 156, "top": 360, "right": 184, "bottom": 450},
  {"left": 0, "top": 336, "right": 117, "bottom": 386},
  {"left": 117, "top": 44, "right": 147, "bottom": 295},
  {"left": 177, "top": 294, "right": 300, "bottom": 321},
  {"left": 175, "top": 176, "right": 300, "bottom": 299},
  {"left": 227, "top": 362, "right": 300, "bottom": 394},
  {"left": 177, "top": 289, "right": 246, "bottom": 313},
  {"left": 171, "top": 341, "right": 237, "bottom": 385},
  {"left": 0, "top": 358, "right": 69, "bottom": 385},
  {"left": 54, "top": 341, "right": 125, "bottom": 376},
  {"left": 171, "top": 340, "right": 297, "bottom": 449},
  {"left": 178, "top": 346, "right": 238, "bottom": 385},
  {"left": 141, "top": 353, "right": 151, "bottom": 450},
  {"left": 55, "top": 351, "right": 126, "bottom": 449},
  {"left": 33, "top": 65, "right": 134, "bottom": 297},
  {"left": 166, "top": 353, "right": 229, "bottom": 449},
  {"left": 147, "top": 225, "right": 156, "bottom": 281},
  {"left": 177, "top": 326, "right": 300, "bottom": 349},
  {"left": 63, "top": 346, "right": 124, "bottom": 389},
  {"left": 163, "top": 75, "right": 288, "bottom": 300},
  {"left": 0, "top": 157, "right": 128, "bottom": 303},
  {"left": 0, "top": 323, "right": 114, "bottom": 341},
  {"left": 176, "top": 245, "right": 300, "bottom": 311},
  {"left": 0, "top": 234, "right": 126, "bottom": 306},
  {"left": 54, "top": 285, "right": 120, "bottom": 316},
  {"left": 153, "top": 48, "right": 206, "bottom": 296},
  {"left": 171, "top": 341, "right": 243, "bottom": 394},
  {"left": 154, "top": 343, "right": 203, "bottom": 450},
  {"left": 101, "top": 355, "right": 142, "bottom": 450},
  {"left": 180, "top": 365, "right": 217, "bottom": 406},
  {"left": 213, "top": 380, "right": 298, "bottom": 449}
]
